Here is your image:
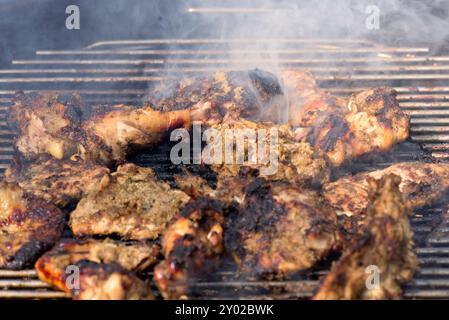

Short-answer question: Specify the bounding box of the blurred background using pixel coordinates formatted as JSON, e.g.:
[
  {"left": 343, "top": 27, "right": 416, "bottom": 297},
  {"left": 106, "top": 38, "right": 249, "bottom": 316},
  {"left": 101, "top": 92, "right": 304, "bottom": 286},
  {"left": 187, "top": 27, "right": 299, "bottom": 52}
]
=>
[{"left": 1, "top": 0, "right": 449, "bottom": 66}]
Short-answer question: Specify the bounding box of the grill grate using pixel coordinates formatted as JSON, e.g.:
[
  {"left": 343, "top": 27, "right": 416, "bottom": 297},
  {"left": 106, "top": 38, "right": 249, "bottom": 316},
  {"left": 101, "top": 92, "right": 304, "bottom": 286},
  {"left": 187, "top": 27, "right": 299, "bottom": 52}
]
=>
[{"left": 1, "top": 38, "right": 449, "bottom": 299}]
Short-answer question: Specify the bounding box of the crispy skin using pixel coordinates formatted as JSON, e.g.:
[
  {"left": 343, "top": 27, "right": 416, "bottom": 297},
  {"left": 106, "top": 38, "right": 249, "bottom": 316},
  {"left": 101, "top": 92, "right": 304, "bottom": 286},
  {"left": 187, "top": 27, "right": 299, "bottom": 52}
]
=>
[
  {"left": 35, "top": 238, "right": 159, "bottom": 296},
  {"left": 281, "top": 72, "right": 409, "bottom": 166},
  {"left": 226, "top": 179, "right": 337, "bottom": 277},
  {"left": 70, "top": 164, "right": 190, "bottom": 240},
  {"left": 5, "top": 157, "right": 110, "bottom": 207},
  {"left": 173, "top": 175, "right": 337, "bottom": 277},
  {"left": 154, "top": 198, "right": 224, "bottom": 299},
  {"left": 309, "top": 88, "right": 409, "bottom": 166},
  {"left": 148, "top": 69, "right": 285, "bottom": 123},
  {"left": 71, "top": 261, "right": 154, "bottom": 300},
  {"left": 82, "top": 105, "right": 194, "bottom": 164},
  {"left": 0, "top": 182, "right": 64, "bottom": 269},
  {"left": 10, "top": 92, "right": 197, "bottom": 165},
  {"left": 314, "top": 175, "right": 418, "bottom": 300},
  {"left": 324, "top": 162, "right": 449, "bottom": 217},
  {"left": 203, "top": 117, "right": 330, "bottom": 186},
  {"left": 10, "top": 92, "right": 84, "bottom": 161}
]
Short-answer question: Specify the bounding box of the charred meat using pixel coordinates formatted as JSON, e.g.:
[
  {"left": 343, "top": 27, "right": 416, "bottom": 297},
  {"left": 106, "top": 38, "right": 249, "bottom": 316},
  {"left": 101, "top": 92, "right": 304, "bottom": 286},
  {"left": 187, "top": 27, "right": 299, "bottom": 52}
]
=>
[
  {"left": 0, "top": 182, "right": 65, "bottom": 269},
  {"left": 10, "top": 92, "right": 207, "bottom": 165},
  {"left": 174, "top": 174, "right": 337, "bottom": 277},
  {"left": 154, "top": 198, "right": 225, "bottom": 299},
  {"left": 227, "top": 178, "right": 337, "bottom": 277},
  {"left": 314, "top": 175, "right": 418, "bottom": 299},
  {"left": 148, "top": 69, "right": 285, "bottom": 123},
  {"left": 5, "top": 157, "right": 110, "bottom": 207},
  {"left": 69, "top": 164, "right": 190, "bottom": 240},
  {"left": 283, "top": 75, "right": 410, "bottom": 167},
  {"left": 35, "top": 239, "right": 158, "bottom": 299},
  {"left": 323, "top": 162, "right": 449, "bottom": 217}
]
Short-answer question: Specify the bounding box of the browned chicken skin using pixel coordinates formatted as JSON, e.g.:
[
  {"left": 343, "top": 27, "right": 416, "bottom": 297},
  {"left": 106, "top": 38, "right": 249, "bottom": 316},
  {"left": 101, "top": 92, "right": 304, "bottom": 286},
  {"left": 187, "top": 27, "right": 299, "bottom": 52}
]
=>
[
  {"left": 70, "top": 164, "right": 190, "bottom": 240},
  {"left": 69, "top": 261, "right": 154, "bottom": 300},
  {"left": 324, "top": 162, "right": 449, "bottom": 217},
  {"left": 35, "top": 239, "right": 158, "bottom": 300},
  {"left": 148, "top": 69, "right": 285, "bottom": 123},
  {"left": 314, "top": 175, "right": 418, "bottom": 300},
  {"left": 154, "top": 198, "right": 224, "bottom": 299},
  {"left": 4, "top": 157, "right": 110, "bottom": 207},
  {"left": 0, "top": 182, "right": 65, "bottom": 269},
  {"left": 10, "top": 92, "right": 208, "bottom": 165},
  {"left": 281, "top": 71, "right": 409, "bottom": 166}
]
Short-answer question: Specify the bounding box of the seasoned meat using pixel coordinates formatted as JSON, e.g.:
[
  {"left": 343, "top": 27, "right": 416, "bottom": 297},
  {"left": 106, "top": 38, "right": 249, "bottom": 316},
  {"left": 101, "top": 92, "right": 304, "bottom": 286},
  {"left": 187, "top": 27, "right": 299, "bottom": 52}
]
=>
[
  {"left": 282, "top": 72, "right": 409, "bottom": 166},
  {"left": 154, "top": 198, "right": 225, "bottom": 299},
  {"left": 81, "top": 103, "right": 204, "bottom": 165},
  {"left": 0, "top": 182, "right": 64, "bottom": 269},
  {"left": 227, "top": 179, "right": 337, "bottom": 277},
  {"left": 35, "top": 239, "right": 158, "bottom": 300},
  {"left": 9, "top": 92, "right": 84, "bottom": 161},
  {"left": 203, "top": 117, "right": 330, "bottom": 186},
  {"left": 148, "top": 69, "right": 285, "bottom": 123},
  {"left": 10, "top": 91, "right": 206, "bottom": 165},
  {"left": 69, "top": 261, "right": 153, "bottom": 300},
  {"left": 174, "top": 175, "right": 337, "bottom": 278},
  {"left": 314, "top": 175, "right": 418, "bottom": 299},
  {"left": 70, "top": 164, "right": 190, "bottom": 240},
  {"left": 323, "top": 162, "right": 449, "bottom": 217},
  {"left": 5, "top": 157, "right": 110, "bottom": 207}
]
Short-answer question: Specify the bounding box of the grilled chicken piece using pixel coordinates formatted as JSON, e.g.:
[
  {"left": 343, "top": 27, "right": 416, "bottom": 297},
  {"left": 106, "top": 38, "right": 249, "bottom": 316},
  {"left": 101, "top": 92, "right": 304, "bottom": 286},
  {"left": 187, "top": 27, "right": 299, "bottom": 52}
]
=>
[
  {"left": 9, "top": 92, "right": 83, "bottom": 161},
  {"left": 35, "top": 239, "right": 158, "bottom": 300},
  {"left": 203, "top": 117, "right": 330, "bottom": 186},
  {"left": 154, "top": 198, "right": 225, "bottom": 299},
  {"left": 5, "top": 157, "right": 110, "bottom": 207},
  {"left": 10, "top": 91, "right": 208, "bottom": 165},
  {"left": 281, "top": 72, "right": 409, "bottom": 166},
  {"left": 0, "top": 182, "right": 64, "bottom": 269},
  {"left": 69, "top": 261, "right": 153, "bottom": 300},
  {"left": 314, "top": 175, "right": 418, "bottom": 299},
  {"left": 226, "top": 178, "right": 337, "bottom": 277},
  {"left": 148, "top": 69, "right": 285, "bottom": 123},
  {"left": 324, "top": 162, "right": 449, "bottom": 217},
  {"left": 173, "top": 174, "right": 337, "bottom": 277},
  {"left": 70, "top": 164, "right": 190, "bottom": 240}
]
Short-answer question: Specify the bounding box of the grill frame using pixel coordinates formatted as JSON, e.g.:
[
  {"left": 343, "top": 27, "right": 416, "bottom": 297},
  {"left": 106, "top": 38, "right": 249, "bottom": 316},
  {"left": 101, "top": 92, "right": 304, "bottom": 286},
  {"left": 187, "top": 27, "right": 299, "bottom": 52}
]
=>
[{"left": 1, "top": 38, "right": 449, "bottom": 299}]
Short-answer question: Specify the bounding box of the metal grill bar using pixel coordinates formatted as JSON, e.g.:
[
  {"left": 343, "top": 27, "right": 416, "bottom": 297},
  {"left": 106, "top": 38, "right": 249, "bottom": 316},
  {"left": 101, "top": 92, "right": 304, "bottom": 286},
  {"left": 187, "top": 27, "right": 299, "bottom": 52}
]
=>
[
  {"left": 0, "top": 38, "right": 449, "bottom": 299},
  {"left": 84, "top": 38, "right": 377, "bottom": 49}
]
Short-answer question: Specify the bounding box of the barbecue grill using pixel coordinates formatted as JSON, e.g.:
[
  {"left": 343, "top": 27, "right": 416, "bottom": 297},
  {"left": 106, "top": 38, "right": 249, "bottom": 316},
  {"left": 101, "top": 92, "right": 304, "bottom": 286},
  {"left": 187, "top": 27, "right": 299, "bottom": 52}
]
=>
[{"left": 0, "top": 36, "right": 448, "bottom": 299}]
